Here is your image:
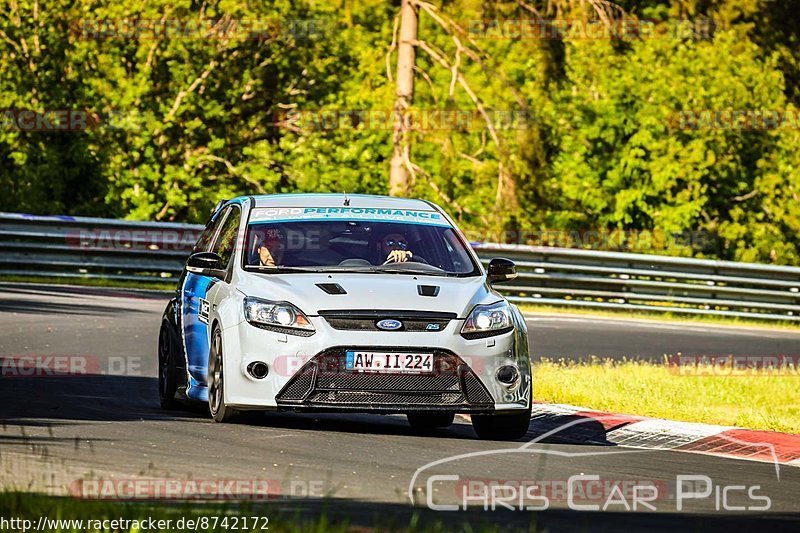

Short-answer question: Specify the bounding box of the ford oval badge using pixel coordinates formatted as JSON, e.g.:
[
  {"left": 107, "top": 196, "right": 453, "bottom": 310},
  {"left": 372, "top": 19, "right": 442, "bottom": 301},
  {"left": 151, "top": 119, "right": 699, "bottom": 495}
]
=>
[{"left": 376, "top": 319, "right": 403, "bottom": 331}]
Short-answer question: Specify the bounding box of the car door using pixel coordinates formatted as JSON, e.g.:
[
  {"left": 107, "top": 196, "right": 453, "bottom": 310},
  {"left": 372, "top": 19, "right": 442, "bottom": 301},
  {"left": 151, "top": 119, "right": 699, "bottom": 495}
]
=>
[
  {"left": 204, "top": 203, "right": 243, "bottom": 331},
  {"left": 181, "top": 205, "right": 236, "bottom": 401}
]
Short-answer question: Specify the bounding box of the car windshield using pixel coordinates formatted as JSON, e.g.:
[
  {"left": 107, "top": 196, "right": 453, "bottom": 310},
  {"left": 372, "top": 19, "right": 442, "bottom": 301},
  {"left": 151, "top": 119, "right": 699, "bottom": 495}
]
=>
[{"left": 243, "top": 208, "right": 479, "bottom": 276}]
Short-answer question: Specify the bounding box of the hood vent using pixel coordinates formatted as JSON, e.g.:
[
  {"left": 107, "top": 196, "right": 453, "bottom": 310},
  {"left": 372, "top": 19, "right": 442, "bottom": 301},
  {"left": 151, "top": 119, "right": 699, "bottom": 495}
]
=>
[
  {"left": 417, "top": 285, "right": 440, "bottom": 297},
  {"left": 316, "top": 283, "right": 347, "bottom": 295}
]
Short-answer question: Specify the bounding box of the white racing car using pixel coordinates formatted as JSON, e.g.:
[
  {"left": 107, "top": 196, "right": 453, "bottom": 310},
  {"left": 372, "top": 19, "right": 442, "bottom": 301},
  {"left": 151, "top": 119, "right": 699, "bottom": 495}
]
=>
[{"left": 158, "top": 194, "right": 532, "bottom": 439}]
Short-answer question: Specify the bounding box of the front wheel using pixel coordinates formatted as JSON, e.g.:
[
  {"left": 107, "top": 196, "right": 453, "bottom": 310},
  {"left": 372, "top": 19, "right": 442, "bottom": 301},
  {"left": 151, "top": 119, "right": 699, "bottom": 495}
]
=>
[
  {"left": 208, "top": 325, "right": 237, "bottom": 423},
  {"left": 407, "top": 412, "right": 455, "bottom": 430},
  {"left": 471, "top": 407, "right": 531, "bottom": 441}
]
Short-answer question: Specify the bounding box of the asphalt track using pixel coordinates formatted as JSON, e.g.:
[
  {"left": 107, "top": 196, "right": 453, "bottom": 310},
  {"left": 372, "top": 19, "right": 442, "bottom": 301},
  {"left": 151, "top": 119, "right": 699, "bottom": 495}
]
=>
[{"left": 1, "top": 284, "right": 799, "bottom": 531}]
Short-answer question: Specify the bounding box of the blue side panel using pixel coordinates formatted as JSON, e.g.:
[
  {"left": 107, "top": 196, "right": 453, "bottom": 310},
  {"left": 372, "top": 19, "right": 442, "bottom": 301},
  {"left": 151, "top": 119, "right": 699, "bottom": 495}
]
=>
[{"left": 181, "top": 272, "right": 217, "bottom": 401}]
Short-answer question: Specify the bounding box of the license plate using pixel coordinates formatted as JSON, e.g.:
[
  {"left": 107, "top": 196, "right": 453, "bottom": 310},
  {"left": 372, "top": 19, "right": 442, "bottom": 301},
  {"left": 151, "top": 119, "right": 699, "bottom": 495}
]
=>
[{"left": 345, "top": 351, "right": 433, "bottom": 373}]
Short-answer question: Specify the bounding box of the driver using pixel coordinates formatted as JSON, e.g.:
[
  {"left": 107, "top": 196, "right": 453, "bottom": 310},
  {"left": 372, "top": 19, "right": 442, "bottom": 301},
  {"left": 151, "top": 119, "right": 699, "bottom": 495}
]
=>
[
  {"left": 255, "top": 228, "right": 285, "bottom": 267},
  {"left": 379, "top": 230, "right": 413, "bottom": 263}
]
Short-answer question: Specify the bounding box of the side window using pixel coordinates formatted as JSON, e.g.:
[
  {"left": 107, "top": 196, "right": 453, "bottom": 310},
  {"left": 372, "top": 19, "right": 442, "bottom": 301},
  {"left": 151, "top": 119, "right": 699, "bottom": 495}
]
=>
[
  {"left": 442, "top": 228, "right": 470, "bottom": 272},
  {"left": 210, "top": 207, "right": 241, "bottom": 269},
  {"left": 193, "top": 210, "right": 227, "bottom": 253}
]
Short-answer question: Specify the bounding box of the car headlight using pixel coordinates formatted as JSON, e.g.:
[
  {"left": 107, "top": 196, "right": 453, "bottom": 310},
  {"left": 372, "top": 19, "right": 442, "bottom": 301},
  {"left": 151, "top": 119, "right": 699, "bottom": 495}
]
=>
[
  {"left": 243, "top": 296, "right": 315, "bottom": 334},
  {"left": 461, "top": 301, "right": 514, "bottom": 338}
]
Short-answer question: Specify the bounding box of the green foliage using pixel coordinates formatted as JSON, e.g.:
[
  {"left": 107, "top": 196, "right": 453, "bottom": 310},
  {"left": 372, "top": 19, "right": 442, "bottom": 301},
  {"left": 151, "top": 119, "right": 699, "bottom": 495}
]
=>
[
  {"left": 1, "top": 0, "right": 799, "bottom": 263},
  {"left": 551, "top": 26, "right": 789, "bottom": 258}
]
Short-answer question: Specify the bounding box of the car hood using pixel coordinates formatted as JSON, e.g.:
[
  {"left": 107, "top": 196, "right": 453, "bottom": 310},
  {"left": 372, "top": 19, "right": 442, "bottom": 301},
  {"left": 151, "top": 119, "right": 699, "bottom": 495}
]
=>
[{"left": 236, "top": 271, "right": 498, "bottom": 318}]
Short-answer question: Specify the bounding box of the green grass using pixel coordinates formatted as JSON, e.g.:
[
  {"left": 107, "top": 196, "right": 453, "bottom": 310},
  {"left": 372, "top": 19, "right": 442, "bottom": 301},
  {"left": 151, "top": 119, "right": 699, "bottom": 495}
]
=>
[
  {"left": 534, "top": 358, "right": 800, "bottom": 434},
  {"left": 519, "top": 303, "right": 800, "bottom": 331}
]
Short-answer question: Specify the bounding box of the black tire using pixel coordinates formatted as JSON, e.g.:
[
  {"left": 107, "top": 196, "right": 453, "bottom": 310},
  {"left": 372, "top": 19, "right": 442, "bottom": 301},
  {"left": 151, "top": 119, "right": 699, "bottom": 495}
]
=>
[
  {"left": 158, "top": 323, "right": 179, "bottom": 410},
  {"left": 208, "top": 325, "right": 238, "bottom": 423},
  {"left": 471, "top": 407, "right": 532, "bottom": 441},
  {"left": 407, "top": 412, "right": 455, "bottom": 430}
]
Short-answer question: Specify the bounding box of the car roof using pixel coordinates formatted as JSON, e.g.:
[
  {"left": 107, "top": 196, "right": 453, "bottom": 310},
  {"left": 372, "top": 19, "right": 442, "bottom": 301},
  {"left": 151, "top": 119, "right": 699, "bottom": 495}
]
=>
[{"left": 240, "top": 193, "right": 439, "bottom": 212}]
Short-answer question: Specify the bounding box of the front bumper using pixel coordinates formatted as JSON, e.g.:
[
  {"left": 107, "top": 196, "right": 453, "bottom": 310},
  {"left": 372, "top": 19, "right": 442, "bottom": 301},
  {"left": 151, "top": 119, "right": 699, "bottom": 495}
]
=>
[
  {"left": 274, "top": 348, "right": 495, "bottom": 413},
  {"left": 220, "top": 313, "right": 531, "bottom": 414}
]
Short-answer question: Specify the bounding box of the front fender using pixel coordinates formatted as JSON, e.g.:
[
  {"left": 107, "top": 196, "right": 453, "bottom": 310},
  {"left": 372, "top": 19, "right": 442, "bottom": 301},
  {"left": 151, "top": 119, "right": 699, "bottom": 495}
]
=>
[
  {"left": 509, "top": 303, "right": 533, "bottom": 406},
  {"left": 208, "top": 290, "right": 247, "bottom": 406}
]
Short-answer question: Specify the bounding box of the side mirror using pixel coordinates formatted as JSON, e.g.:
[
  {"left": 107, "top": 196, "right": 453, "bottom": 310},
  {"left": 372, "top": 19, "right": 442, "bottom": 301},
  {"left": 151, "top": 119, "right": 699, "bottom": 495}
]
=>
[
  {"left": 487, "top": 257, "right": 517, "bottom": 284},
  {"left": 187, "top": 252, "right": 226, "bottom": 279}
]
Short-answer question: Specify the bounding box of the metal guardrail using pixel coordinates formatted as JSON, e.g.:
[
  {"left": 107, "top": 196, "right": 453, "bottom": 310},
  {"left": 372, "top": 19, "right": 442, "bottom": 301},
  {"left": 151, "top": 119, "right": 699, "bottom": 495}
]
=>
[
  {"left": 2, "top": 212, "right": 800, "bottom": 321},
  {"left": 471, "top": 243, "right": 800, "bottom": 321},
  {"left": 0, "top": 212, "right": 200, "bottom": 284}
]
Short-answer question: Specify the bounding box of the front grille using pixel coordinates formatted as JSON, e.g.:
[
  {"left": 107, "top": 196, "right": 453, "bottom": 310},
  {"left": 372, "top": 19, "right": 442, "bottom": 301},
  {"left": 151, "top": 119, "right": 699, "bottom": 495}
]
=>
[
  {"left": 316, "top": 372, "right": 460, "bottom": 391},
  {"left": 275, "top": 347, "right": 494, "bottom": 413},
  {"left": 306, "top": 391, "right": 466, "bottom": 406},
  {"left": 318, "top": 310, "right": 457, "bottom": 333}
]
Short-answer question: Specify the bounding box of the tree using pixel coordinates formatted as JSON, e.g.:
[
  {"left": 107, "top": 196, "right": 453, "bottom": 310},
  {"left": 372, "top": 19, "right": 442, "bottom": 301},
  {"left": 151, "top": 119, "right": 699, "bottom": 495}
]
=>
[
  {"left": 2, "top": 0, "right": 800, "bottom": 264},
  {"left": 389, "top": 0, "right": 418, "bottom": 197}
]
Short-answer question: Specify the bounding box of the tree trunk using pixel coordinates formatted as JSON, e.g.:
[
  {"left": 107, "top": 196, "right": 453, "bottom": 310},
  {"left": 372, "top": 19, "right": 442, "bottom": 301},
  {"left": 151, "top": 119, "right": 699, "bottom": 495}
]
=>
[{"left": 389, "top": 0, "right": 418, "bottom": 197}]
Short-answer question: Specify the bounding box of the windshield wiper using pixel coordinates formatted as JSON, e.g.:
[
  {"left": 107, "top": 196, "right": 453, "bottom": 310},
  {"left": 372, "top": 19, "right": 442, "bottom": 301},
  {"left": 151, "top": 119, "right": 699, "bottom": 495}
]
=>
[
  {"left": 376, "top": 266, "right": 451, "bottom": 276},
  {"left": 247, "top": 265, "right": 457, "bottom": 276},
  {"left": 247, "top": 265, "right": 327, "bottom": 273},
  {"left": 248, "top": 265, "right": 383, "bottom": 274}
]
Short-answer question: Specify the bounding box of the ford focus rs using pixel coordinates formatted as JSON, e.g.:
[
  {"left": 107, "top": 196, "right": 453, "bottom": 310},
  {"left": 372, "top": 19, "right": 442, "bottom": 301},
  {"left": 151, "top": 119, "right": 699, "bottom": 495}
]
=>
[{"left": 158, "top": 194, "right": 532, "bottom": 439}]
